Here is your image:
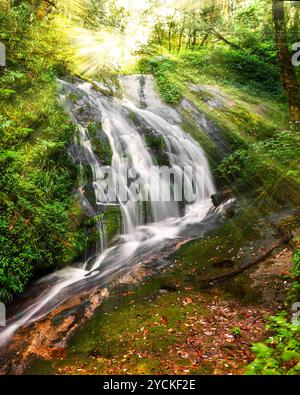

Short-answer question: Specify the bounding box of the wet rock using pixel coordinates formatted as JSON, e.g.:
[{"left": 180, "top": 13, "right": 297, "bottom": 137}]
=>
[
  {"left": 179, "top": 98, "right": 231, "bottom": 154},
  {"left": 158, "top": 288, "right": 168, "bottom": 294},
  {"left": 189, "top": 84, "right": 236, "bottom": 111},
  {"left": 219, "top": 247, "right": 293, "bottom": 308},
  {"left": 190, "top": 84, "right": 225, "bottom": 109},
  {"left": 51, "top": 302, "right": 90, "bottom": 327},
  {"left": 120, "top": 74, "right": 181, "bottom": 123},
  {"left": 221, "top": 198, "right": 237, "bottom": 218},
  {"left": 159, "top": 285, "right": 177, "bottom": 293},
  {"left": 211, "top": 189, "right": 234, "bottom": 206}
]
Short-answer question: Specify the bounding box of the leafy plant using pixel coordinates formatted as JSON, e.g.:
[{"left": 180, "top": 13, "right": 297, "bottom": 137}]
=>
[
  {"left": 246, "top": 313, "right": 300, "bottom": 375},
  {"left": 148, "top": 57, "right": 182, "bottom": 105},
  {"left": 247, "top": 250, "right": 300, "bottom": 375},
  {"left": 231, "top": 326, "right": 242, "bottom": 338}
]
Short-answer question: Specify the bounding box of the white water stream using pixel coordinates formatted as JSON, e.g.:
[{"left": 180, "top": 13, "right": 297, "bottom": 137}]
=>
[{"left": 0, "top": 75, "right": 216, "bottom": 347}]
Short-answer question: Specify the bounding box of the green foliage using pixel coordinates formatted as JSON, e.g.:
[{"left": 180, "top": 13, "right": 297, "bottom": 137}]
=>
[
  {"left": 181, "top": 48, "right": 281, "bottom": 96},
  {"left": 144, "top": 133, "right": 165, "bottom": 152},
  {"left": 258, "top": 131, "right": 300, "bottom": 166},
  {"left": 288, "top": 250, "right": 300, "bottom": 304},
  {"left": 217, "top": 131, "right": 300, "bottom": 198},
  {"left": 87, "top": 122, "right": 112, "bottom": 165},
  {"left": 148, "top": 57, "right": 182, "bottom": 105},
  {"left": 0, "top": 76, "right": 86, "bottom": 301},
  {"left": 32, "top": 141, "right": 66, "bottom": 169},
  {"left": 92, "top": 138, "right": 112, "bottom": 165},
  {"left": 0, "top": 88, "right": 16, "bottom": 99},
  {"left": 0, "top": 2, "right": 83, "bottom": 302},
  {"left": 102, "top": 206, "right": 122, "bottom": 242},
  {"left": 246, "top": 312, "right": 300, "bottom": 375},
  {"left": 155, "top": 73, "right": 182, "bottom": 105},
  {"left": 247, "top": 250, "right": 300, "bottom": 375},
  {"left": 226, "top": 0, "right": 276, "bottom": 62},
  {"left": 231, "top": 326, "right": 242, "bottom": 338},
  {"left": 0, "top": 2, "right": 71, "bottom": 77},
  {"left": 144, "top": 133, "right": 169, "bottom": 166}
]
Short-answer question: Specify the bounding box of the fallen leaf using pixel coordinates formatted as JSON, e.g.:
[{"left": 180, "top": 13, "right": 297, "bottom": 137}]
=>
[
  {"left": 160, "top": 316, "right": 168, "bottom": 325},
  {"left": 182, "top": 297, "right": 193, "bottom": 306}
]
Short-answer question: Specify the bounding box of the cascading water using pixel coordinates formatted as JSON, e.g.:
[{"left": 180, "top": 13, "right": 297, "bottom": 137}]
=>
[{"left": 0, "top": 75, "right": 217, "bottom": 348}]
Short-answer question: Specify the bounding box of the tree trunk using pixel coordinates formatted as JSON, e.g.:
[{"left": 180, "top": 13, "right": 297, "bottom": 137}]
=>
[
  {"left": 177, "top": 15, "right": 186, "bottom": 53},
  {"left": 191, "top": 29, "right": 197, "bottom": 50},
  {"left": 210, "top": 28, "right": 241, "bottom": 50},
  {"left": 272, "top": 0, "right": 300, "bottom": 124},
  {"left": 186, "top": 28, "right": 192, "bottom": 50},
  {"left": 200, "top": 31, "right": 210, "bottom": 47},
  {"left": 154, "top": 24, "right": 162, "bottom": 46},
  {"left": 168, "top": 28, "right": 172, "bottom": 52}
]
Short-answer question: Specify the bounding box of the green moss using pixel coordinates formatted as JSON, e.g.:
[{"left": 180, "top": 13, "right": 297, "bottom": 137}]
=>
[
  {"left": 143, "top": 133, "right": 169, "bottom": 166},
  {"left": 128, "top": 110, "right": 142, "bottom": 127},
  {"left": 231, "top": 326, "right": 242, "bottom": 338},
  {"left": 25, "top": 359, "right": 56, "bottom": 375},
  {"left": 180, "top": 111, "right": 222, "bottom": 168},
  {"left": 78, "top": 214, "right": 103, "bottom": 251},
  {"left": 43, "top": 289, "right": 210, "bottom": 374},
  {"left": 91, "top": 138, "right": 112, "bottom": 165},
  {"left": 87, "top": 122, "right": 113, "bottom": 165},
  {"left": 67, "top": 91, "right": 83, "bottom": 104},
  {"left": 0, "top": 88, "right": 16, "bottom": 99},
  {"left": 155, "top": 73, "right": 182, "bottom": 105},
  {"left": 102, "top": 206, "right": 122, "bottom": 242},
  {"left": 77, "top": 209, "right": 265, "bottom": 346},
  {"left": 147, "top": 57, "right": 182, "bottom": 105},
  {"left": 80, "top": 164, "right": 93, "bottom": 184},
  {"left": 191, "top": 363, "right": 214, "bottom": 375},
  {"left": 24, "top": 203, "right": 290, "bottom": 375},
  {"left": 169, "top": 209, "right": 260, "bottom": 287},
  {"left": 87, "top": 121, "right": 102, "bottom": 138}
]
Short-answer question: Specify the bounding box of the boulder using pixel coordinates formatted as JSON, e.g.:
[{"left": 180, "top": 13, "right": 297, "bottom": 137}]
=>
[{"left": 211, "top": 188, "right": 234, "bottom": 206}]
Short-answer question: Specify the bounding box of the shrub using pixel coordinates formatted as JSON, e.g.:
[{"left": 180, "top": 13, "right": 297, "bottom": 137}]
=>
[
  {"left": 0, "top": 72, "right": 83, "bottom": 302},
  {"left": 246, "top": 313, "right": 300, "bottom": 375},
  {"left": 217, "top": 131, "right": 300, "bottom": 196},
  {"left": 181, "top": 48, "right": 282, "bottom": 96},
  {"left": 247, "top": 250, "right": 300, "bottom": 375},
  {"left": 148, "top": 57, "right": 182, "bottom": 105}
]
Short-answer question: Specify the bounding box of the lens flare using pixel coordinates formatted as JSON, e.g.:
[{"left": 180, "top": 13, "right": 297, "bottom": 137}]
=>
[
  {"left": 56, "top": 0, "right": 151, "bottom": 74},
  {"left": 56, "top": 0, "right": 207, "bottom": 74}
]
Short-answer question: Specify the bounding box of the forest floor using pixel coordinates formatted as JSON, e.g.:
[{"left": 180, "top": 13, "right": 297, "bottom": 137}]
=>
[
  {"left": 23, "top": 206, "right": 300, "bottom": 375},
  {"left": 24, "top": 247, "right": 293, "bottom": 375}
]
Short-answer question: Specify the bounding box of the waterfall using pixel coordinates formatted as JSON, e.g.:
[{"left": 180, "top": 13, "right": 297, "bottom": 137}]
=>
[{"left": 0, "top": 75, "right": 216, "bottom": 347}]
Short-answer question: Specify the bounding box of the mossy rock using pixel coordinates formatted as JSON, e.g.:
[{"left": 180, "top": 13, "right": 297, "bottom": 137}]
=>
[
  {"left": 143, "top": 132, "right": 169, "bottom": 167},
  {"left": 86, "top": 121, "right": 112, "bottom": 165},
  {"left": 67, "top": 91, "right": 83, "bottom": 104},
  {"left": 127, "top": 110, "right": 142, "bottom": 127},
  {"left": 102, "top": 206, "right": 122, "bottom": 242},
  {"left": 91, "top": 137, "right": 112, "bottom": 165}
]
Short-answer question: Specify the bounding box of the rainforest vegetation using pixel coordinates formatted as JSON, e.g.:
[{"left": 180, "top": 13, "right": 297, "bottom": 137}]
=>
[{"left": 0, "top": 0, "right": 300, "bottom": 376}]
